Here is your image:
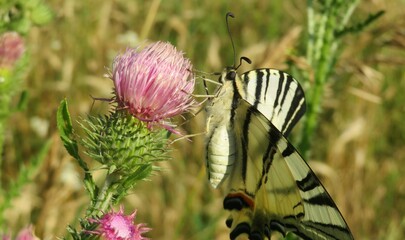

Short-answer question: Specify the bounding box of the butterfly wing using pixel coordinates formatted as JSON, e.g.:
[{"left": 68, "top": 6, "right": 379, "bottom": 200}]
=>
[
  {"left": 206, "top": 69, "right": 306, "bottom": 188},
  {"left": 239, "top": 69, "right": 306, "bottom": 136},
  {"left": 224, "top": 98, "right": 354, "bottom": 240}
]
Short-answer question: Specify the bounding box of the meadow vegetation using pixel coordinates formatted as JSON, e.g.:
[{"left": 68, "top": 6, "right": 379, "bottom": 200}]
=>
[{"left": 2, "top": 0, "right": 405, "bottom": 239}]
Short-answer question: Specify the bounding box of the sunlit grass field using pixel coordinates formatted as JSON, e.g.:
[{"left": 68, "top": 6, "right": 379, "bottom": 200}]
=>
[{"left": 3, "top": 0, "right": 405, "bottom": 239}]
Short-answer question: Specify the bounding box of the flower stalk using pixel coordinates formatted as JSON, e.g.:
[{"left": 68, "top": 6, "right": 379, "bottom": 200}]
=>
[{"left": 90, "top": 174, "right": 116, "bottom": 217}]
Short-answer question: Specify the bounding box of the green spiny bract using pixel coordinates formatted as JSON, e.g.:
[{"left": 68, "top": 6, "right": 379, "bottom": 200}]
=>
[{"left": 79, "top": 111, "right": 168, "bottom": 194}]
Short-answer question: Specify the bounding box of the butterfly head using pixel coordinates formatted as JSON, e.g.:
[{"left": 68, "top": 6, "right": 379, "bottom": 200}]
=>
[
  {"left": 219, "top": 56, "right": 252, "bottom": 84},
  {"left": 218, "top": 67, "right": 237, "bottom": 84},
  {"left": 225, "top": 68, "right": 237, "bottom": 81}
]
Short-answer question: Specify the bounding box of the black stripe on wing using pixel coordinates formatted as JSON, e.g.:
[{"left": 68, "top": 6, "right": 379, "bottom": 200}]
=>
[
  {"left": 240, "top": 69, "right": 306, "bottom": 136},
  {"left": 282, "top": 74, "right": 306, "bottom": 135},
  {"left": 272, "top": 217, "right": 354, "bottom": 240},
  {"left": 296, "top": 171, "right": 321, "bottom": 192}
]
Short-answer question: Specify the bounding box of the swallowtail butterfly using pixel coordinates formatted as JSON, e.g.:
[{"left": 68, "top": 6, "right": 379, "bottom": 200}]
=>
[{"left": 205, "top": 12, "right": 354, "bottom": 240}]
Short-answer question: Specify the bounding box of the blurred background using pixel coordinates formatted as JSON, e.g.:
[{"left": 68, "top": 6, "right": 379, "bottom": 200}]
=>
[{"left": 2, "top": 0, "right": 405, "bottom": 239}]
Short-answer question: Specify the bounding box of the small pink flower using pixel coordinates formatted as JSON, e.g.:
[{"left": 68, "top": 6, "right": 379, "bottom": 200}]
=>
[
  {"left": 15, "top": 225, "right": 39, "bottom": 240},
  {"left": 112, "top": 42, "right": 195, "bottom": 132},
  {"left": 0, "top": 32, "right": 25, "bottom": 69},
  {"left": 89, "top": 206, "right": 151, "bottom": 240},
  {"left": 1, "top": 233, "right": 10, "bottom": 240},
  {"left": 1, "top": 225, "right": 39, "bottom": 240}
]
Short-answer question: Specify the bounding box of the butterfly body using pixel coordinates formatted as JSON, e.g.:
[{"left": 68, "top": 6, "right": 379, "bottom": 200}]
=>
[
  {"left": 205, "top": 69, "right": 239, "bottom": 188},
  {"left": 205, "top": 67, "right": 354, "bottom": 239}
]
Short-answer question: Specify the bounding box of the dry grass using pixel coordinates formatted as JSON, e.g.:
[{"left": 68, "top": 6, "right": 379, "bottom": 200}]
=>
[{"left": 3, "top": 0, "right": 405, "bottom": 239}]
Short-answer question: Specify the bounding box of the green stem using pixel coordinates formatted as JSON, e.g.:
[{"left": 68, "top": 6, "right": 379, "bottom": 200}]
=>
[
  {"left": 299, "top": 1, "right": 365, "bottom": 158},
  {"left": 306, "top": 0, "right": 315, "bottom": 65},
  {"left": 340, "top": 0, "right": 360, "bottom": 31},
  {"left": 88, "top": 173, "right": 116, "bottom": 217},
  {"left": 299, "top": 3, "right": 337, "bottom": 158}
]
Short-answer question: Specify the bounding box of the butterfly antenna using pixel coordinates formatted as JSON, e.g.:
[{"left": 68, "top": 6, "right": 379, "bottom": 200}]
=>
[
  {"left": 226, "top": 12, "right": 236, "bottom": 68},
  {"left": 226, "top": 12, "right": 252, "bottom": 70},
  {"left": 236, "top": 56, "right": 252, "bottom": 70}
]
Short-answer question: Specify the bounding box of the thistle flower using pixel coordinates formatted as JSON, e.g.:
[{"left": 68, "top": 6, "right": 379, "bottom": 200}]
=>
[
  {"left": 89, "top": 206, "right": 151, "bottom": 240},
  {"left": 0, "top": 233, "right": 10, "bottom": 240},
  {"left": 15, "top": 225, "right": 39, "bottom": 240},
  {"left": 1, "top": 225, "right": 39, "bottom": 240},
  {"left": 111, "top": 42, "right": 195, "bottom": 132},
  {"left": 0, "top": 32, "right": 25, "bottom": 69}
]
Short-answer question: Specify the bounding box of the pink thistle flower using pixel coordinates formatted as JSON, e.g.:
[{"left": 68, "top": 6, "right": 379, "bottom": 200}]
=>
[
  {"left": 1, "top": 225, "right": 39, "bottom": 240},
  {"left": 89, "top": 206, "right": 151, "bottom": 240},
  {"left": 15, "top": 225, "right": 39, "bottom": 240},
  {"left": 112, "top": 41, "right": 195, "bottom": 132},
  {"left": 0, "top": 233, "right": 10, "bottom": 240},
  {"left": 0, "top": 32, "right": 25, "bottom": 69}
]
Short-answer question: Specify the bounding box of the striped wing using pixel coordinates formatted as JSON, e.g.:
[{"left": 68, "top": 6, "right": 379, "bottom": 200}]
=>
[
  {"left": 239, "top": 69, "right": 306, "bottom": 136},
  {"left": 206, "top": 69, "right": 306, "bottom": 188},
  {"left": 224, "top": 99, "right": 354, "bottom": 240}
]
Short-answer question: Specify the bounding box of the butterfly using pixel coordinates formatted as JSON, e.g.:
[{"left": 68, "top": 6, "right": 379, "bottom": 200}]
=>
[{"left": 204, "top": 12, "right": 354, "bottom": 240}]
